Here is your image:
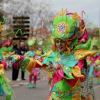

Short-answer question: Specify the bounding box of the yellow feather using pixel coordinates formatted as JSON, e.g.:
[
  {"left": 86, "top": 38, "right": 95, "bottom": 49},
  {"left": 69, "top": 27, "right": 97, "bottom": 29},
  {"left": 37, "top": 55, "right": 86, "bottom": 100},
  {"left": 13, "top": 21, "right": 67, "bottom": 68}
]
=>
[
  {"left": 54, "top": 9, "right": 67, "bottom": 21},
  {"left": 0, "top": 23, "right": 2, "bottom": 31}
]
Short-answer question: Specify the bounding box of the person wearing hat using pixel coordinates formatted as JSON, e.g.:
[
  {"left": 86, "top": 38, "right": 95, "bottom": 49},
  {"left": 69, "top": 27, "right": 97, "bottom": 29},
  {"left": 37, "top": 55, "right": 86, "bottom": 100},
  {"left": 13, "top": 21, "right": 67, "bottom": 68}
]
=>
[{"left": 40, "top": 10, "right": 96, "bottom": 100}]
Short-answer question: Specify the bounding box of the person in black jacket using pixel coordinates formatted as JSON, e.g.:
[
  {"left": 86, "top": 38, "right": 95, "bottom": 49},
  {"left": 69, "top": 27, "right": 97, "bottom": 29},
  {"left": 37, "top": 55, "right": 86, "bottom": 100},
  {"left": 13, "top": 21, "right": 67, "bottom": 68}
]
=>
[
  {"left": 13, "top": 44, "right": 20, "bottom": 54},
  {"left": 12, "top": 43, "right": 20, "bottom": 80},
  {"left": 18, "top": 41, "right": 27, "bottom": 80}
]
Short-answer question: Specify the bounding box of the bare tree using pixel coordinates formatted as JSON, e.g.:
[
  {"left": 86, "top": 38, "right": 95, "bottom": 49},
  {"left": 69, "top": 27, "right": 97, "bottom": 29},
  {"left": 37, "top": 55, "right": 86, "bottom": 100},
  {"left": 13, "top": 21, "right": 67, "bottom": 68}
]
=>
[{"left": 3, "top": 0, "right": 55, "bottom": 38}]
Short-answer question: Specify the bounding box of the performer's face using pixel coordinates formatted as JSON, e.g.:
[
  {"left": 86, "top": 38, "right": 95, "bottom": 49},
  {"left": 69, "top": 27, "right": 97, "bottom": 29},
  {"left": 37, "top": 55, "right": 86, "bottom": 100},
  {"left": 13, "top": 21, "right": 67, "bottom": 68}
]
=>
[
  {"left": 20, "top": 42, "right": 25, "bottom": 49},
  {"left": 55, "top": 39, "right": 66, "bottom": 52}
]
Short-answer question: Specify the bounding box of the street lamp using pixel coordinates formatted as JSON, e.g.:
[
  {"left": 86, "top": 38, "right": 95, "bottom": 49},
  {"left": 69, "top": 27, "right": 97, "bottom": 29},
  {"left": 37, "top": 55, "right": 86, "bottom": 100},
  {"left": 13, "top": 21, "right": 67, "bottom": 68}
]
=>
[{"left": 41, "top": 18, "right": 44, "bottom": 29}]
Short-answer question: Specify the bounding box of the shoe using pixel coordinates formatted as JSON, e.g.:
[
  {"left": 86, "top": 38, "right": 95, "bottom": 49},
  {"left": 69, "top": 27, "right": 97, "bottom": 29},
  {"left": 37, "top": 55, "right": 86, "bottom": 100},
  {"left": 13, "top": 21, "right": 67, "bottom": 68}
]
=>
[
  {"left": 28, "top": 83, "right": 32, "bottom": 88},
  {"left": 22, "top": 79, "right": 26, "bottom": 80},
  {"left": 16, "top": 79, "right": 21, "bottom": 81},
  {"left": 12, "top": 79, "right": 16, "bottom": 81},
  {"left": 32, "top": 84, "right": 36, "bottom": 88},
  {"left": 98, "top": 81, "right": 100, "bottom": 85}
]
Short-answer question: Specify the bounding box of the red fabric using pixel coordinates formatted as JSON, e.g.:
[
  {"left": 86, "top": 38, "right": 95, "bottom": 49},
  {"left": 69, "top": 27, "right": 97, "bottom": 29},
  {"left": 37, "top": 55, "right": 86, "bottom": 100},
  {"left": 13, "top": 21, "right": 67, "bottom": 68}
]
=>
[
  {"left": 51, "top": 69, "right": 79, "bottom": 88},
  {"left": 12, "top": 56, "right": 24, "bottom": 69},
  {"left": 80, "top": 74, "right": 86, "bottom": 82},
  {"left": 35, "top": 62, "right": 42, "bottom": 68},
  {"left": 29, "top": 74, "right": 37, "bottom": 84},
  {"left": 13, "top": 62, "right": 19, "bottom": 69},
  {"left": 19, "top": 56, "right": 24, "bottom": 62},
  {"left": 52, "top": 70, "right": 64, "bottom": 84},
  {"left": 2, "top": 39, "right": 13, "bottom": 47},
  {"left": 66, "top": 77, "right": 79, "bottom": 87},
  {"left": 1, "top": 59, "right": 7, "bottom": 69}
]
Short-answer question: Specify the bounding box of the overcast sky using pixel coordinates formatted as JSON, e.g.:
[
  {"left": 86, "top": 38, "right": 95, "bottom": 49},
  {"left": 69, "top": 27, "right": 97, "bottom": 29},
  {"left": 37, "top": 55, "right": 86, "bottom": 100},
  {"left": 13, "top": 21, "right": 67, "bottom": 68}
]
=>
[
  {"left": 50, "top": 0, "right": 100, "bottom": 27},
  {"left": 4, "top": 0, "right": 100, "bottom": 27}
]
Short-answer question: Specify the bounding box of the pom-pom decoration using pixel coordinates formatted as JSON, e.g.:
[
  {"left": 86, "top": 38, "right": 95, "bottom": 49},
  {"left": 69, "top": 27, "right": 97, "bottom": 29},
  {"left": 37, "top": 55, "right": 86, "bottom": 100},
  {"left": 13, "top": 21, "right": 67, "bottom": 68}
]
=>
[
  {"left": 27, "top": 37, "right": 36, "bottom": 47},
  {"left": 52, "top": 15, "right": 76, "bottom": 40}
]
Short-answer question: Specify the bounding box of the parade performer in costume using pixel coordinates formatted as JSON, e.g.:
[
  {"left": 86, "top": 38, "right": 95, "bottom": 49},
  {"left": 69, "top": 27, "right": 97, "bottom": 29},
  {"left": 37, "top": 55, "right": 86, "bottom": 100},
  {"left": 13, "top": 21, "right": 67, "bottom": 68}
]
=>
[
  {"left": 41, "top": 10, "right": 96, "bottom": 100},
  {"left": 0, "top": 12, "right": 14, "bottom": 100},
  {"left": 87, "top": 37, "right": 100, "bottom": 85},
  {"left": 25, "top": 37, "right": 42, "bottom": 88},
  {"left": 0, "top": 53, "right": 14, "bottom": 100},
  {"left": 9, "top": 10, "right": 96, "bottom": 100}
]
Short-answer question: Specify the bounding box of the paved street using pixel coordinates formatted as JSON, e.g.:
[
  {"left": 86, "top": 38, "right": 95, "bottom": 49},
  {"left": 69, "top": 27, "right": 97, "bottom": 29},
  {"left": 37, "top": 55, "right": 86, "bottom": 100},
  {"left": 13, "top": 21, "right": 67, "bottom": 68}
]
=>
[
  {"left": 5, "top": 68, "right": 49, "bottom": 100},
  {"left": 1, "top": 68, "right": 100, "bottom": 100}
]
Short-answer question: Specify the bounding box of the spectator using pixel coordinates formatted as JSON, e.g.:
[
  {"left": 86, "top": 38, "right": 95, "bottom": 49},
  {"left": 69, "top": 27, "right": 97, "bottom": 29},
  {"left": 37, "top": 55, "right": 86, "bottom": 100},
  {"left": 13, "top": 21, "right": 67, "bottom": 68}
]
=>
[
  {"left": 19, "top": 41, "right": 27, "bottom": 80},
  {"left": 13, "top": 43, "right": 20, "bottom": 54},
  {"left": 12, "top": 43, "right": 20, "bottom": 81}
]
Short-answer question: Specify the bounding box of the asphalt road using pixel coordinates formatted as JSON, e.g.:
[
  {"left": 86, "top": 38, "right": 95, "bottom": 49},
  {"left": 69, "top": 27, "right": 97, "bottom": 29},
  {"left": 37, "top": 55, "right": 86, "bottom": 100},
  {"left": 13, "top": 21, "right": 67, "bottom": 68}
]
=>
[{"left": 0, "top": 68, "right": 100, "bottom": 100}]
